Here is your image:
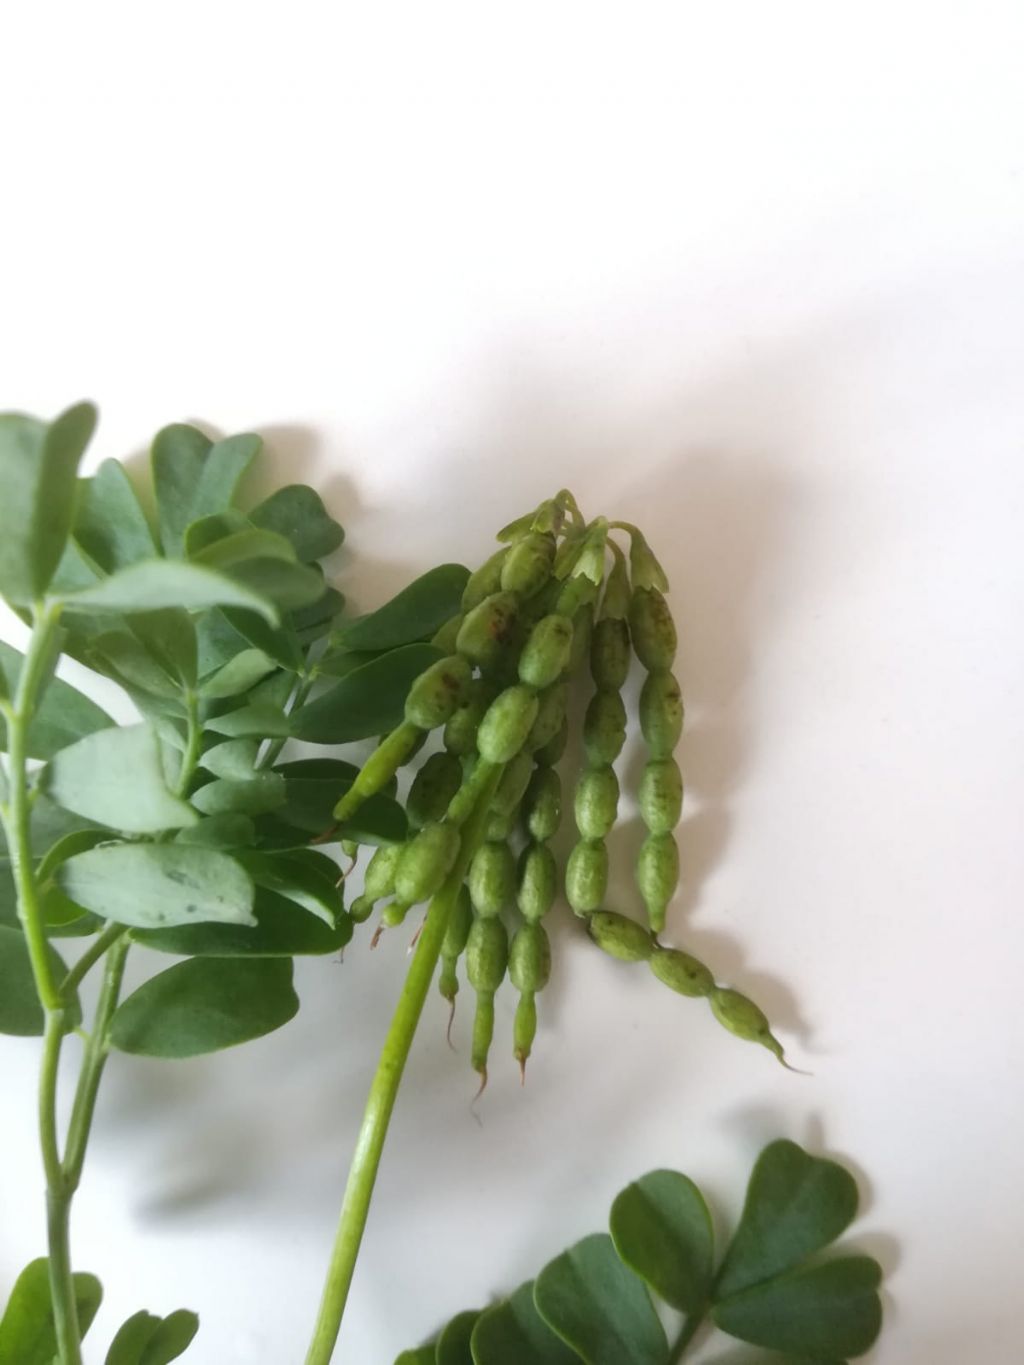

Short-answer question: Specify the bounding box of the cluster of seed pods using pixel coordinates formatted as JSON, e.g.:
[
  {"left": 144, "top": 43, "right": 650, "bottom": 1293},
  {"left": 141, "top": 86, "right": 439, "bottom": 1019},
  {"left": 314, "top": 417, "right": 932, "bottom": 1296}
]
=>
[{"left": 334, "top": 492, "right": 794, "bottom": 1088}]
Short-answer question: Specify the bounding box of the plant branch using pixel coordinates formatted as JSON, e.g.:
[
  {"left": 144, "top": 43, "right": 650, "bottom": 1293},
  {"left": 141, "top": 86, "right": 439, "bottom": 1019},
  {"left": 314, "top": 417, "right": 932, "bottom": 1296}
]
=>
[
  {"left": 60, "top": 921, "right": 127, "bottom": 999},
  {"left": 63, "top": 934, "right": 129, "bottom": 1191},
  {"left": 304, "top": 764, "right": 503, "bottom": 1365}
]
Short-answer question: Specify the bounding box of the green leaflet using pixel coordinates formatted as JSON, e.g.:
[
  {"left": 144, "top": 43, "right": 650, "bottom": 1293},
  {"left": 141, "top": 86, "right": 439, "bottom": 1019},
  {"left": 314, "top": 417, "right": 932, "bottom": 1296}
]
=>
[
  {"left": 57, "top": 843, "right": 255, "bottom": 930},
  {"left": 333, "top": 564, "right": 469, "bottom": 652},
  {"left": 220, "top": 606, "right": 303, "bottom": 671},
  {"left": 200, "top": 739, "right": 260, "bottom": 780},
  {"left": 290, "top": 585, "right": 346, "bottom": 644},
  {"left": 59, "top": 560, "right": 281, "bottom": 625},
  {"left": 43, "top": 724, "right": 197, "bottom": 834},
  {"left": 198, "top": 648, "right": 276, "bottom": 699},
  {"left": 226, "top": 557, "right": 327, "bottom": 611},
  {"left": 534, "top": 1233, "right": 668, "bottom": 1365},
  {"left": 272, "top": 758, "right": 360, "bottom": 831},
  {"left": 0, "top": 1258, "right": 102, "bottom": 1363},
  {"left": 250, "top": 484, "right": 345, "bottom": 562},
  {"left": 435, "top": 1310, "right": 481, "bottom": 1365},
  {"left": 712, "top": 1256, "right": 882, "bottom": 1358},
  {"left": 0, "top": 641, "right": 115, "bottom": 760},
  {"left": 610, "top": 1170, "right": 714, "bottom": 1314},
  {"left": 74, "top": 458, "right": 158, "bottom": 571},
  {"left": 104, "top": 1308, "right": 200, "bottom": 1365},
  {"left": 133, "top": 886, "right": 352, "bottom": 958},
  {"left": 191, "top": 774, "right": 288, "bottom": 817},
  {"left": 470, "top": 1282, "right": 578, "bottom": 1365},
  {"left": 204, "top": 703, "right": 291, "bottom": 739},
  {"left": 175, "top": 814, "right": 257, "bottom": 849},
  {"left": 127, "top": 610, "right": 198, "bottom": 689},
  {"left": 714, "top": 1141, "right": 860, "bottom": 1299},
  {"left": 109, "top": 956, "right": 299, "bottom": 1057},
  {"left": 236, "top": 849, "right": 343, "bottom": 926},
  {"left": 292, "top": 643, "right": 444, "bottom": 743},
  {"left": 190, "top": 526, "right": 297, "bottom": 570},
  {"left": 89, "top": 631, "right": 182, "bottom": 700},
  {"left": 0, "top": 926, "right": 80, "bottom": 1035},
  {"left": 151, "top": 425, "right": 260, "bottom": 556},
  {"left": 394, "top": 1350, "right": 437, "bottom": 1365},
  {"left": 0, "top": 401, "right": 97, "bottom": 604}
]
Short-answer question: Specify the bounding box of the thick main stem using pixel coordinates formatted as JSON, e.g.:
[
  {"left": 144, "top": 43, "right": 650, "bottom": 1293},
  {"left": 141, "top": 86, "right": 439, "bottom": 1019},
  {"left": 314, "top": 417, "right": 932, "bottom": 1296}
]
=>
[
  {"left": 304, "top": 767, "right": 502, "bottom": 1365},
  {"left": 1, "top": 604, "right": 83, "bottom": 1365}
]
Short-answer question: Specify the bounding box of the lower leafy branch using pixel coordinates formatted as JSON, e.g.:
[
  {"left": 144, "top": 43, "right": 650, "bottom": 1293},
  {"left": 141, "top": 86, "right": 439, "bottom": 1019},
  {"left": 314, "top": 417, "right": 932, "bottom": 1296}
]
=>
[{"left": 396, "top": 1140, "right": 885, "bottom": 1365}]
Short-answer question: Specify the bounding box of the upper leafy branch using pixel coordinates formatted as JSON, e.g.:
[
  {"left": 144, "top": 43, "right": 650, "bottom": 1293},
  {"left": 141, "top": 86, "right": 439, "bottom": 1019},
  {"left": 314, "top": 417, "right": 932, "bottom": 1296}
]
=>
[
  {"left": 0, "top": 402, "right": 469, "bottom": 1062},
  {"left": 397, "top": 1140, "right": 884, "bottom": 1365}
]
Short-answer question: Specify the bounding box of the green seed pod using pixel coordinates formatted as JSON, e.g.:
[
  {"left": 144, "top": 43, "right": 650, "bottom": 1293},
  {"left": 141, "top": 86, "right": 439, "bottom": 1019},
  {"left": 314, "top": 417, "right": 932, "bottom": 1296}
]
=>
[
  {"left": 629, "top": 587, "right": 677, "bottom": 672},
  {"left": 510, "top": 921, "right": 552, "bottom": 1075},
  {"left": 455, "top": 591, "right": 520, "bottom": 668},
  {"left": 350, "top": 842, "right": 401, "bottom": 919},
  {"left": 462, "top": 547, "right": 509, "bottom": 610},
  {"left": 535, "top": 715, "right": 569, "bottom": 766},
  {"left": 485, "top": 806, "right": 516, "bottom": 841},
  {"left": 600, "top": 544, "right": 632, "bottom": 621},
  {"left": 648, "top": 945, "right": 714, "bottom": 997},
  {"left": 638, "top": 670, "right": 684, "bottom": 758},
  {"left": 636, "top": 831, "right": 680, "bottom": 933},
  {"left": 519, "top": 614, "right": 574, "bottom": 690},
  {"left": 509, "top": 921, "right": 552, "bottom": 993},
  {"left": 468, "top": 839, "right": 516, "bottom": 917},
  {"left": 709, "top": 987, "right": 791, "bottom": 1067},
  {"left": 394, "top": 821, "right": 461, "bottom": 905},
  {"left": 404, "top": 655, "right": 473, "bottom": 731},
  {"left": 638, "top": 757, "right": 683, "bottom": 835},
  {"left": 466, "top": 915, "right": 510, "bottom": 1082},
  {"left": 431, "top": 612, "right": 464, "bottom": 653},
  {"left": 340, "top": 838, "right": 359, "bottom": 861},
  {"left": 565, "top": 837, "right": 608, "bottom": 915},
  {"left": 569, "top": 603, "right": 594, "bottom": 675},
  {"left": 583, "top": 688, "right": 628, "bottom": 766},
  {"left": 407, "top": 751, "right": 464, "bottom": 830},
  {"left": 500, "top": 532, "right": 556, "bottom": 599},
  {"left": 349, "top": 895, "right": 374, "bottom": 923},
  {"left": 574, "top": 764, "right": 620, "bottom": 840},
  {"left": 333, "top": 720, "right": 422, "bottom": 822},
  {"left": 525, "top": 679, "right": 568, "bottom": 752},
  {"left": 590, "top": 616, "right": 632, "bottom": 691},
  {"left": 516, "top": 840, "right": 557, "bottom": 921},
  {"left": 438, "top": 884, "right": 473, "bottom": 1025},
  {"left": 381, "top": 897, "right": 414, "bottom": 928},
  {"left": 443, "top": 677, "right": 496, "bottom": 757},
  {"left": 490, "top": 749, "right": 535, "bottom": 817},
  {"left": 554, "top": 573, "right": 600, "bottom": 618},
  {"left": 477, "top": 685, "right": 540, "bottom": 764},
  {"left": 522, "top": 766, "right": 562, "bottom": 842},
  {"left": 586, "top": 910, "right": 655, "bottom": 962}
]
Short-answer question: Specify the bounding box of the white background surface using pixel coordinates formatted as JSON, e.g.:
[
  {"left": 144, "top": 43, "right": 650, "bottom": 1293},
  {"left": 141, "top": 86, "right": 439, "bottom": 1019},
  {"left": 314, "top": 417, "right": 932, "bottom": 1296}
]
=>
[{"left": 2, "top": 3, "right": 1023, "bottom": 1362}]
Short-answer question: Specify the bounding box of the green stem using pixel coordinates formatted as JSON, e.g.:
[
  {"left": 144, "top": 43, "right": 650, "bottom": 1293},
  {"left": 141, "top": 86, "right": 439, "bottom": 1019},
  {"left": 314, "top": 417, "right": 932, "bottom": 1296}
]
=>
[
  {"left": 1, "top": 604, "right": 84, "bottom": 1364},
  {"left": 260, "top": 671, "right": 314, "bottom": 770},
  {"left": 60, "top": 922, "right": 126, "bottom": 1000},
  {"left": 304, "top": 765, "right": 503, "bottom": 1365},
  {"left": 668, "top": 1305, "right": 706, "bottom": 1362},
  {"left": 174, "top": 691, "right": 202, "bottom": 798},
  {"left": 63, "top": 935, "right": 129, "bottom": 1191}
]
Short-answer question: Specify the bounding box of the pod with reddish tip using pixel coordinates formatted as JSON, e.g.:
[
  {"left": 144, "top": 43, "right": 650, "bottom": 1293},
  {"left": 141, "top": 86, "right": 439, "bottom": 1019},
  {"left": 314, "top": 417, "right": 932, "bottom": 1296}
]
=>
[
  {"left": 638, "top": 757, "right": 683, "bottom": 835},
  {"left": 516, "top": 840, "right": 557, "bottom": 922},
  {"left": 565, "top": 837, "right": 609, "bottom": 915},
  {"left": 477, "top": 685, "right": 540, "bottom": 764},
  {"left": 629, "top": 587, "right": 677, "bottom": 672},
  {"left": 500, "top": 532, "right": 555, "bottom": 599},
  {"left": 404, "top": 655, "right": 473, "bottom": 731},
  {"left": 583, "top": 688, "right": 627, "bottom": 766},
  {"left": 510, "top": 921, "right": 552, "bottom": 1072},
  {"left": 590, "top": 616, "right": 632, "bottom": 691},
  {"left": 455, "top": 591, "right": 520, "bottom": 668},
  {"left": 709, "top": 987, "right": 790, "bottom": 1066},
  {"left": 350, "top": 842, "right": 401, "bottom": 921},
  {"left": 522, "top": 766, "right": 562, "bottom": 843},
  {"left": 394, "top": 821, "right": 461, "bottom": 905},
  {"left": 438, "top": 884, "right": 473, "bottom": 1016},
  {"left": 574, "top": 764, "right": 620, "bottom": 841},
  {"left": 649, "top": 945, "right": 714, "bottom": 997},
  {"left": 519, "top": 614, "right": 574, "bottom": 690},
  {"left": 638, "top": 669, "right": 684, "bottom": 758},
  {"left": 407, "top": 750, "right": 464, "bottom": 830},
  {"left": 468, "top": 839, "right": 516, "bottom": 917},
  {"left": 636, "top": 830, "right": 680, "bottom": 932},
  {"left": 586, "top": 910, "right": 655, "bottom": 962},
  {"left": 466, "top": 915, "right": 510, "bottom": 1080}
]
